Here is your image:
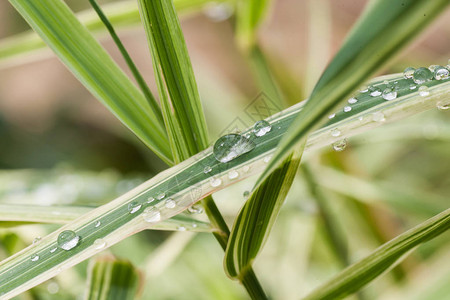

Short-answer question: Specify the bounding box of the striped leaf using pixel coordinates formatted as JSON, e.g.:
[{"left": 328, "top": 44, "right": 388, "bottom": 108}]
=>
[{"left": 255, "top": 0, "right": 450, "bottom": 188}]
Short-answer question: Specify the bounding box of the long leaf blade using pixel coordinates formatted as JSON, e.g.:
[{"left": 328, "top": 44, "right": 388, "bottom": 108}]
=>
[
  {"left": 302, "top": 208, "right": 450, "bottom": 300},
  {"left": 224, "top": 146, "right": 303, "bottom": 279},
  {"left": 255, "top": 0, "right": 449, "bottom": 187},
  {"left": 8, "top": 0, "right": 172, "bottom": 164},
  {"left": 138, "top": 0, "right": 209, "bottom": 162}
]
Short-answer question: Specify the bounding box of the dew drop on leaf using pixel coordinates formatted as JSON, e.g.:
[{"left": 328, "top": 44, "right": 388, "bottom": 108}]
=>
[
  {"left": 57, "top": 230, "right": 81, "bottom": 251},
  {"left": 403, "top": 67, "right": 415, "bottom": 79},
  {"left": 164, "top": 199, "right": 176, "bottom": 209},
  {"left": 31, "top": 254, "right": 39, "bottom": 262},
  {"left": 332, "top": 139, "right": 348, "bottom": 152},
  {"left": 372, "top": 112, "right": 386, "bottom": 123},
  {"left": 203, "top": 166, "right": 212, "bottom": 174},
  {"left": 213, "top": 134, "right": 255, "bottom": 163},
  {"left": 228, "top": 170, "right": 239, "bottom": 179},
  {"left": 434, "top": 66, "right": 449, "bottom": 80},
  {"left": 128, "top": 201, "right": 142, "bottom": 214},
  {"left": 253, "top": 120, "right": 272, "bottom": 137},
  {"left": 330, "top": 128, "right": 341, "bottom": 137},
  {"left": 143, "top": 207, "right": 161, "bottom": 223},
  {"left": 382, "top": 88, "right": 397, "bottom": 101},
  {"left": 413, "top": 67, "right": 433, "bottom": 84},
  {"left": 93, "top": 239, "right": 106, "bottom": 250},
  {"left": 418, "top": 86, "right": 430, "bottom": 97},
  {"left": 210, "top": 177, "right": 222, "bottom": 187},
  {"left": 369, "top": 86, "right": 382, "bottom": 97}
]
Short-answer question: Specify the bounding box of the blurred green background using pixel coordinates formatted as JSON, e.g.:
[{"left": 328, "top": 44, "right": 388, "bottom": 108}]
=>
[{"left": 0, "top": 0, "right": 449, "bottom": 299}]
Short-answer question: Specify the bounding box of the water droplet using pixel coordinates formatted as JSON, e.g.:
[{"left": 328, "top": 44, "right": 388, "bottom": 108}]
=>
[
  {"left": 437, "top": 101, "right": 450, "bottom": 111},
  {"left": 243, "top": 191, "right": 250, "bottom": 198},
  {"left": 369, "top": 86, "right": 382, "bottom": 97},
  {"left": 164, "top": 199, "right": 176, "bottom": 209},
  {"left": 242, "top": 165, "right": 250, "bottom": 173},
  {"left": 253, "top": 120, "right": 272, "bottom": 137},
  {"left": 94, "top": 220, "right": 101, "bottom": 228},
  {"left": 330, "top": 128, "right": 341, "bottom": 137},
  {"left": 332, "top": 139, "right": 348, "bottom": 152},
  {"left": 213, "top": 134, "right": 255, "bottom": 163},
  {"left": 382, "top": 88, "right": 397, "bottom": 101},
  {"left": 434, "top": 66, "right": 449, "bottom": 80},
  {"left": 413, "top": 67, "right": 433, "bottom": 84},
  {"left": 33, "top": 237, "right": 41, "bottom": 244},
  {"left": 409, "top": 83, "right": 417, "bottom": 90},
  {"left": 358, "top": 116, "right": 364, "bottom": 121},
  {"left": 372, "top": 112, "right": 385, "bottom": 123},
  {"left": 403, "top": 67, "right": 415, "bottom": 79},
  {"left": 57, "top": 230, "right": 81, "bottom": 251},
  {"left": 187, "top": 204, "right": 203, "bottom": 214},
  {"left": 143, "top": 207, "right": 161, "bottom": 223},
  {"left": 418, "top": 86, "right": 430, "bottom": 97},
  {"left": 360, "top": 87, "right": 369, "bottom": 93},
  {"left": 328, "top": 113, "right": 336, "bottom": 119},
  {"left": 192, "top": 223, "right": 198, "bottom": 228},
  {"left": 93, "top": 239, "right": 106, "bottom": 250},
  {"left": 157, "top": 193, "right": 166, "bottom": 200},
  {"left": 50, "top": 247, "right": 57, "bottom": 253},
  {"left": 31, "top": 254, "right": 39, "bottom": 262},
  {"left": 343, "top": 106, "right": 352, "bottom": 112},
  {"left": 177, "top": 226, "right": 186, "bottom": 231},
  {"left": 348, "top": 97, "right": 358, "bottom": 104},
  {"left": 146, "top": 197, "right": 155, "bottom": 204},
  {"left": 228, "top": 170, "right": 239, "bottom": 179},
  {"left": 428, "top": 64, "right": 439, "bottom": 72},
  {"left": 263, "top": 155, "right": 272, "bottom": 163},
  {"left": 210, "top": 177, "right": 222, "bottom": 187},
  {"left": 128, "top": 201, "right": 142, "bottom": 214},
  {"left": 203, "top": 166, "right": 212, "bottom": 174}
]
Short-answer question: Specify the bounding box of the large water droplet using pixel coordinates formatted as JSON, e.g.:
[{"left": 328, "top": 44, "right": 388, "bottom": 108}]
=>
[
  {"left": 213, "top": 134, "right": 255, "bottom": 163},
  {"left": 348, "top": 97, "right": 358, "bottom": 104},
  {"left": 332, "top": 139, "right": 348, "bottom": 152},
  {"left": 413, "top": 67, "right": 433, "bottom": 84},
  {"left": 403, "top": 67, "right": 415, "bottom": 79},
  {"left": 253, "top": 120, "right": 272, "bottom": 137},
  {"left": 128, "top": 201, "right": 142, "bottom": 214},
  {"left": 57, "top": 230, "right": 81, "bottom": 251},
  {"left": 382, "top": 88, "right": 397, "bottom": 101},
  {"left": 343, "top": 106, "right": 352, "bottom": 112},
  {"left": 210, "top": 177, "right": 222, "bottom": 187},
  {"left": 164, "top": 199, "right": 176, "bottom": 209},
  {"left": 31, "top": 254, "right": 39, "bottom": 262},
  {"left": 434, "top": 66, "right": 449, "bottom": 80},
  {"left": 418, "top": 86, "right": 430, "bottom": 97},
  {"left": 330, "top": 128, "right": 341, "bottom": 137},
  {"left": 372, "top": 112, "right": 386, "bottom": 123},
  {"left": 93, "top": 239, "right": 106, "bottom": 250},
  {"left": 228, "top": 170, "right": 239, "bottom": 179},
  {"left": 369, "top": 86, "right": 382, "bottom": 97},
  {"left": 428, "top": 64, "right": 439, "bottom": 72},
  {"left": 437, "top": 100, "right": 450, "bottom": 111},
  {"left": 143, "top": 207, "right": 161, "bottom": 223},
  {"left": 203, "top": 166, "right": 212, "bottom": 174}
]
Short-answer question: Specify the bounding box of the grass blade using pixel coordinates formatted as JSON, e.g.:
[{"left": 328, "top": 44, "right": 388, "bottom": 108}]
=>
[
  {"left": 88, "top": 0, "right": 164, "bottom": 127},
  {"left": 137, "top": 0, "right": 209, "bottom": 162},
  {"left": 235, "top": 0, "right": 272, "bottom": 50},
  {"left": 255, "top": 0, "right": 449, "bottom": 188},
  {"left": 8, "top": 0, "right": 173, "bottom": 163},
  {"left": 302, "top": 208, "right": 450, "bottom": 300},
  {"left": 85, "top": 255, "right": 140, "bottom": 300},
  {"left": 0, "top": 72, "right": 447, "bottom": 298},
  {"left": 224, "top": 145, "right": 303, "bottom": 279}
]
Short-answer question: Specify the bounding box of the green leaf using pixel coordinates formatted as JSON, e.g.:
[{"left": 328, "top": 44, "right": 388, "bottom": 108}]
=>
[
  {"left": 85, "top": 255, "right": 140, "bottom": 300},
  {"left": 8, "top": 0, "right": 173, "bottom": 164},
  {"left": 0, "top": 72, "right": 448, "bottom": 298},
  {"left": 0, "top": 0, "right": 236, "bottom": 68},
  {"left": 255, "top": 0, "right": 450, "bottom": 188},
  {"left": 224, "top": 145, "right": 303, "bottom": 279},
  {"left": 235, "top": 0, "right": 272, "bottom": 50},
  {"left": 137, "top": 0, "right": 209, "bottom": 163},
  {"left": 302, "top": 208, "right": 450, "bottom": 300}
]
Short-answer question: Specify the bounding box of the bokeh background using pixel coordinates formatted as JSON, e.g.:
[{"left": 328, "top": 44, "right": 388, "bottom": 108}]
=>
[{"left": 0, "top": 0, "right": 449, "bottom": 299}]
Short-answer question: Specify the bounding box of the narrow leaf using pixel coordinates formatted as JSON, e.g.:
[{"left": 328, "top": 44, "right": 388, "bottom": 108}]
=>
[
  {"left": 137, "top": 0, "right": 209, "bottom": 162},
  {"left": 85, "top": 255, "right": 140, "bottom": 300},
  {"left": 224, "top": 145, "right": 303, "bottom": 279},
  {"left": 235, "top": 0, "right": 272, "bottom": 50},
  {"left": 8, "top": 0, "right": 172, "bottom": 164},
  {"left": 302, "top": 208, "right": 450, "bottom": 300},
  {"left": 255, "top": 0, "right": 449, "bottom": 188}
]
